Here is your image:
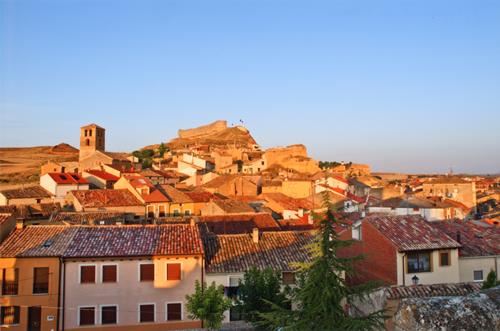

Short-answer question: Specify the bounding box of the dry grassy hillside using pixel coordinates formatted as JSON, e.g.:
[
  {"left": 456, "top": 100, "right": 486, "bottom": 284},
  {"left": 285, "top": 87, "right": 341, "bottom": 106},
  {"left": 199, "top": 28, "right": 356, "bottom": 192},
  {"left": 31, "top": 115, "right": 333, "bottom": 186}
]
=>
[{"left": 0, "top": 143, "right": 78, "bottom": 187}]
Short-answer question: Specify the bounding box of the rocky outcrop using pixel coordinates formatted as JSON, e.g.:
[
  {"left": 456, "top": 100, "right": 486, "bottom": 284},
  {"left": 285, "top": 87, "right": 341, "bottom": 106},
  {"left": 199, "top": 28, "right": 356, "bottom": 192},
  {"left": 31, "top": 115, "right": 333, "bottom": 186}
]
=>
[
  {"left": 393, "top": 286, "right": 500, "bottom": 331},
  {"left": 264, "top": 145, "right": 320, "bottom": 174},
  {"left": 178, "top": 120, "right": 227, "bottom": 139}
]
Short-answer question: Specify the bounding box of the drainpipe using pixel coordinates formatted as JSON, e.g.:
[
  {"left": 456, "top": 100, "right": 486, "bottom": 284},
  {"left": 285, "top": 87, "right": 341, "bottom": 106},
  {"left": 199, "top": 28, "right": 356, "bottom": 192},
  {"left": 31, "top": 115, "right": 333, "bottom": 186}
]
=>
[
  {"left": 56, "top": 257, "right": 62, "bottom": 331},
  {"left": 61, "top": 258, "right": 66, "bottom": 331},
  {"left": 495, "top": 256, "right": 499, "bottom": 282},
  {"left": 401, "top": 253, "right": 406, "bottom": 286}
]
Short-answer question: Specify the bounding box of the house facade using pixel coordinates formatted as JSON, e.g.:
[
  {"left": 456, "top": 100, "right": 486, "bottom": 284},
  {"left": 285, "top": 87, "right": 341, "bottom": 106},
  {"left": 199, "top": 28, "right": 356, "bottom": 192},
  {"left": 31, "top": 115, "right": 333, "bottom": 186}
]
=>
[{"left": 40, "top": 173, "right": 89, "bottom": 202}]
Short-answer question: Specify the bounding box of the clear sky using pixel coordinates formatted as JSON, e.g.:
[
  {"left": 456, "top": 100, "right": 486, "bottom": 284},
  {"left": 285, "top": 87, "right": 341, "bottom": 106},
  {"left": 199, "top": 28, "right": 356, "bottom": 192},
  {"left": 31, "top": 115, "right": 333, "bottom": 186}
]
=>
[{"left": 1, "top": 0, "right": 499, "bottom": 174}]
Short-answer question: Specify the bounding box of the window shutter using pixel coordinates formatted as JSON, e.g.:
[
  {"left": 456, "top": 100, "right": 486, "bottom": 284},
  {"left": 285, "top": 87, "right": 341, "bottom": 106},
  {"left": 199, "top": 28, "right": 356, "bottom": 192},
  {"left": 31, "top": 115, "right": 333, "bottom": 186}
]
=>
[
  {"left": 80, "top": 266, "right": 96, "bottom": 283},
  {"left": 101, "top": 306, "right": 117, "bottom": 324},
  {"left": 167, "top": 303, "right": 182, "bottom": 321},
  {"left": 140, "top": 264, "right": 154, "bottom": 282},
  {"left": 166, "top": 263, "right": 181, "bottom": 281},
  {"left": 139, "top": 304, "right": 155, "bottom": 322},
  {"left": 33, "top": 267, "right": 49, "bottom": 293},
  {"left": 79, "top": 307, "right": 95, "bottom": 325},
  {"left": 102, "top": 265, "right": 117, "bottom": 283}
]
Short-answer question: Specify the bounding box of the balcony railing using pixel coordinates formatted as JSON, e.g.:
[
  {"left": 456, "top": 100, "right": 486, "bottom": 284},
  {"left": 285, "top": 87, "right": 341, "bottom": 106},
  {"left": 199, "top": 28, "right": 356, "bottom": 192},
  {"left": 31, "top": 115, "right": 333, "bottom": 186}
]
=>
[{"left": 2, "top": 282, "right": 18, "bottom": 296}]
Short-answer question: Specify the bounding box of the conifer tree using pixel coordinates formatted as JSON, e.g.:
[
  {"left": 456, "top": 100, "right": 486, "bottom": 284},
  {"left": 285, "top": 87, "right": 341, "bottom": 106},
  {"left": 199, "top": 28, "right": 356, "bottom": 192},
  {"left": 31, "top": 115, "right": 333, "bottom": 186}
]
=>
[
  {"left": 482, "top": 270, "right": 499, "bottom": 289},
  {"left": 260, "top": 193, "right": 386, "bottom": 331}
]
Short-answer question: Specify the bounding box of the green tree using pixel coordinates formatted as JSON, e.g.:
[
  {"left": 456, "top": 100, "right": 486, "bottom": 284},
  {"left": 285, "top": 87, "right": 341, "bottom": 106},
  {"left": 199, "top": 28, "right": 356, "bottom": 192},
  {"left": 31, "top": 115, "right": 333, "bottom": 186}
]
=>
[
  {"left": 482, "top": 270, "right": 500, "bottom": 289},
  {"left": 260, "top": 194, "right": 386, "bottom": 331},
  {"left": 237, "top": 267, "right": 289, "bottom": 329},
  {"left": 157, "top": 142, "right": 168, "bottom": 157},
  {"left": 185, "top": 281, "right": 232, "bottom": 331}
]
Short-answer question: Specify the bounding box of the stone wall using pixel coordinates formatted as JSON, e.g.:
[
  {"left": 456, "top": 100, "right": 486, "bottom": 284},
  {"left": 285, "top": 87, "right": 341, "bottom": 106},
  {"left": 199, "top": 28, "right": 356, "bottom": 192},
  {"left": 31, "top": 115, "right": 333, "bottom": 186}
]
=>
[
  {"left": 178, "top": 120, "right": 228, "bottom": 139},
  {"left": 264, "top": 145, "right": 320, "bottom": 174}
]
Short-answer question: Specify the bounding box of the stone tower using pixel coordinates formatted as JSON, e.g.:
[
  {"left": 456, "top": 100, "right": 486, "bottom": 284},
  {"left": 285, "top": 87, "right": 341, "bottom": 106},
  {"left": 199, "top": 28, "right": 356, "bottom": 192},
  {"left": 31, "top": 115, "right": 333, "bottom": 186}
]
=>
[{"left": 79, "top": 123, "right": 105, "bottom": 161}]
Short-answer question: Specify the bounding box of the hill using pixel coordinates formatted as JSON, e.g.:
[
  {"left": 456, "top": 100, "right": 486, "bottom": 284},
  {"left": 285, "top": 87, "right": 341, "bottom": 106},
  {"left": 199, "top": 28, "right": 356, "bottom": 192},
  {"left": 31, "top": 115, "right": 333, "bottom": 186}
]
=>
[{"left": 0, "top": 144, "right": 79, "bottom": 186}]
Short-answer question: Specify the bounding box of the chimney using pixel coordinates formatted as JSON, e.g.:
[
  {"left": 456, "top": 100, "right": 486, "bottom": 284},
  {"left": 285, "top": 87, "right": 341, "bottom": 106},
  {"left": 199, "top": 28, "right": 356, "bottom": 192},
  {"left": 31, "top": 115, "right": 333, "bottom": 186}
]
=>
[
  {"left": 16, "top": 218, "right": 25, "bottom": 230},
  {"left": 252, "top": 227, "right": 259, "bottom": 243}
]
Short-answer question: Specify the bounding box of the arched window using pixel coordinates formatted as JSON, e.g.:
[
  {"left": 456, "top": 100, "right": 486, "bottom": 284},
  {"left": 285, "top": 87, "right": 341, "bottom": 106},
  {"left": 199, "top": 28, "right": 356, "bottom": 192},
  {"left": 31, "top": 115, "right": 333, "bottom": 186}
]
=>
[{"left": 86, "top": 139, "right": 90, "bottom": 146}]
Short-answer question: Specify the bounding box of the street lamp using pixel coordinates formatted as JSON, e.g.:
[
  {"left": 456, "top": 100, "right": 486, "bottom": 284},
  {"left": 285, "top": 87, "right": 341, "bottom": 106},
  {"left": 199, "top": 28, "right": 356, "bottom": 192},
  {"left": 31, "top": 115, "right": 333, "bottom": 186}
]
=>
[{"left": 412, "top": 275, "right": 419, "bottom": 285}]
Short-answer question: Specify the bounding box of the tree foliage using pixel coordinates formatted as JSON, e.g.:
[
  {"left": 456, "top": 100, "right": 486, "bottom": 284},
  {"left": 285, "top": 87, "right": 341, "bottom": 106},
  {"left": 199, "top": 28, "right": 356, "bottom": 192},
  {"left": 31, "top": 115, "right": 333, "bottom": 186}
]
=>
[
  {"left": 158, "top": 142, "right": 168, "bottom": 157},
  {"left": 482, "top": 270, "right": 500, "bottom": 289},
  {"left": 237, "top": 267, "right": 289, "bottom": 329},
  {"left": 185, "top": 281, "right": 232, "bottom": 331},
  {"left": 319, "top": 161, "right": 341, "bottom": 169},
  {"left": 260, "top": 193, "right": 387, "bottom": 331}
]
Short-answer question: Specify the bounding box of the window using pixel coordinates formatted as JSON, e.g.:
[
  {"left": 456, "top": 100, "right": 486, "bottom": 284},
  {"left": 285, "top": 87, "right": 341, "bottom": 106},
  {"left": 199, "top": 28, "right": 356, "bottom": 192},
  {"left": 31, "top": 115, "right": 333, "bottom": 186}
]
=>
[
  {"left": 139, "top": 304, "right": 155, "bottom": 323},
  {"left": 439, "top": 251, "right": 450, "bottom": 266},
  {"left": 184, "top": 210, "right": 191, "bottom": 216},
  {"left": 225, "top": 276, "right": 241, "bottom": 299},
  {"left": 140, "top": 264, "right": 154, "bottom": 282},
  {"left": 173, "top": 209, "right": 180, "bottom": 216},
  {"left": 89, "top": 130, "right": 92, "bottom": 137},
  {"left": 474, "top": 270, "right": 484, "bottom": 281},
  {"left": 166, "top": 263, "right": 181, "bottom": 281},
  {"left": 1, "top": 268, "right": 18, "bottom": 296},
  {"left": 84, "top": 129, "right": 88, "bottom": 137},
  {"left": 80, "top": 265, "right": 96, "bottom": 283},
  {"left": 282, "top": 272, "right": 296, "bottom": 285},
  {"left": 79, "top": 306, "right": 95, "bottom": 326},
  {"left": 33, "top": 267, "right": 49, "bottom": 294},
  {"left": 407, "top": 252, "right": 431, "bottom": 273},
  {"left": 102, "top": 265, "right": 117, "bottom": 283},
  {"left": 0, "top": 306, "right": 20, "bottom": 325},
  {"left": 101, "top": 305, "right": 117, "bottom": 324},
  {"left": 166, "top": 303, "right": 182, "bottom": 321}
]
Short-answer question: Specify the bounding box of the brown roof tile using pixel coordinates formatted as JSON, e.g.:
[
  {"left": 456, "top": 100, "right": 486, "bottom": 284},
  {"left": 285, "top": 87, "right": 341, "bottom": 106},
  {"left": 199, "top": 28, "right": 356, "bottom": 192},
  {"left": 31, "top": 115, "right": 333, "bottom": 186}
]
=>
[
  {"left": 70, "top": 189, "right": 143, "bottom": 207},
  {"left": 366, "top": 215, "right": 461, "bottom": 252},
  {"left": 203, "top": 230, "right": 314, "bottom": 273},
  {"left": 199, "top": 213, "right": 281, "bottom": 234},
  {"left": 212, "top": 199, "right": 255, "bottom": 214},
  {"left": 0, "top": 185, "right": 52, "bottom": 199},
  {"left": 387, "top": 282, "right": 482, "bottom": 300}
]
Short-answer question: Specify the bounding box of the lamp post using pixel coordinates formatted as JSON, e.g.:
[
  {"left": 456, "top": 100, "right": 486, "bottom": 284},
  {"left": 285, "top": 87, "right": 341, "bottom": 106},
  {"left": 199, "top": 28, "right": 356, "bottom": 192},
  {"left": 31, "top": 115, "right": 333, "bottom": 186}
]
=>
[{"left": 412, "top": 275, "right": 419, "bottom": 286}]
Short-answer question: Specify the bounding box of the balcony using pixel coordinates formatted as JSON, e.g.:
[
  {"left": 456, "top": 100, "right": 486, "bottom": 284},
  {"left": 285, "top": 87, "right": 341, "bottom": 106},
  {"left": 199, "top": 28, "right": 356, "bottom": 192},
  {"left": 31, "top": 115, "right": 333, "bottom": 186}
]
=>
[{"left": 1, "top": 282, "right": 18, "bottom": 296}]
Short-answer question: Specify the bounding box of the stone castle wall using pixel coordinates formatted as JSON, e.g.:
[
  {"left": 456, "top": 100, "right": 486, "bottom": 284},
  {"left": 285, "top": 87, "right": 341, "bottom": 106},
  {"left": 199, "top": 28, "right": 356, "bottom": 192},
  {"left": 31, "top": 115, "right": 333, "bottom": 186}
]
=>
[{"left": 178, "top": 120, "right": 228, "bottom": 139}]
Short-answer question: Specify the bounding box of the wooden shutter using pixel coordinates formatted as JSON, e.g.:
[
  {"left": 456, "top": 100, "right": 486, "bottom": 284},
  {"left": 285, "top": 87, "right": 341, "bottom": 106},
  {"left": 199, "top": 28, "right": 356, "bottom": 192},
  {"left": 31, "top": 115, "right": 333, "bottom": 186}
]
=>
[
  {"left": 79, "top": 307, "right": 95, "bottom": 325},
  {"left": 101, "top": 306, "right": 117, "bottom": 324},
  {"left": 140, "top": 264, "right": 154, "bottom": 282},
  {"left": 167, "top": 303, "right": 182, "bottom": 321},
  {"left": 33, "top": 267, "right": 49, "bottom": 293},
  {"left": 139, "top": 304, "right": 155, "bottom": 322},
  {"left": 80, "top": 266, "right": 96, "bottom": 283},
  {"left": 166, "top": 263, "right": 181, "bottom": 281},
  {"left": 2, "top": 269, "right": 18, "bottom": 295},
  {"left": 102, "top": 265, "right": 117, "bottom": 283}
]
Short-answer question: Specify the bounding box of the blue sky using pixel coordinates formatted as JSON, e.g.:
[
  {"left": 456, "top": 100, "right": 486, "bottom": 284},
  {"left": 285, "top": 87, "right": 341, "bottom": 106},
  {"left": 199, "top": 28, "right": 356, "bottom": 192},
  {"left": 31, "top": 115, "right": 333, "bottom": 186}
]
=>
[{"left": 1, "top": 0, "right": 499, "bottom": 174}]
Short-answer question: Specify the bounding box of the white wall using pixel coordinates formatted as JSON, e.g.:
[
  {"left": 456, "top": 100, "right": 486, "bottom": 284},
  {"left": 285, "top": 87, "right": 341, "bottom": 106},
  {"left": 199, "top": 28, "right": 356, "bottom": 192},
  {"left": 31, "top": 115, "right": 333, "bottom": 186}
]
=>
[
  {"left": 396, "top": 249, "right": 460, "bottom": 286},
  {"left": 205, "top": 273, "right": 244, "bottom": 323},
  {"left": 459, "top": 256, "right": 499, "bottom": 283}
]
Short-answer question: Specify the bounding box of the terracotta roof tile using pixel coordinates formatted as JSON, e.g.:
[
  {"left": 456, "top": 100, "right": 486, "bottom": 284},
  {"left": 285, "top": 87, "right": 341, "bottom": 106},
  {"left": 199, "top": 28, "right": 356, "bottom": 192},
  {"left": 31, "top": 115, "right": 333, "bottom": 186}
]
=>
[
  {"left": 0, "top": 185, "right": 52, "bottom": 199},
  {"left": 431, "top": 220, "right": 500, "bottom": 257},
  {"left": 0, "top": 226, "right": 77, "bottom": 257},
  {"left": 51, "top": 211, "right": 129, "bottom": 225},
  {"left": 199, "top": 213, "right": 281, "bottom": 234},
  {"left": 0, "top": 213, "right": 13, "bottom": 226},
  {"left": 203, "top": 230, "right": 314, "bottom": 273},
  {"left": 212, "top": 199, "right": 255, "bottom": 214},
  {"left": 387, "top": 282, "right": 482, "bottom": 300},
  {"left": 64, "top": 225, "right": 203, "bottom": 257},
  {"left": 158, "top": 185, "right": 193, "bottom": 203},
  {"left": 366, "top": 215, "right": 461, "bottom": 251},
  {"left": 70, "top": 189, "right": 143, "bottom": 207},
  {"left": 84, "top": 170, "right": 120, "bottom": 181},
  {"left": 48, "top": 173, "right": 89, "bottom": 185}
]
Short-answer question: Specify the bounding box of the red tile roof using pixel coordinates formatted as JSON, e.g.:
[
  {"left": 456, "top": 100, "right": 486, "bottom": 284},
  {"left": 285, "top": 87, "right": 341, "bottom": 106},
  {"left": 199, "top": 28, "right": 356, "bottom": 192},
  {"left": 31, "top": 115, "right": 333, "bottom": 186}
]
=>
[
  {"left": 70, "top": 189, "right": 143, "bottom": 207},
  {"left": 212, "top": 199, "right": 255, "bottom": 214},
  {"left": 0, "top": 213, "right": 13, "bottom": 226},
  {"left": 0, "top": 185, "right": 52, "bottom": 199},
  {"left": 387, "top": 282, "right": 482, "bottom": 300},
  {"left": 48, "top": 173, "right": 89, "bottom": 185},
  {"left": 260, "top": 193, "right": 317, "bottom": 211},
  {"left": 158, "top": 185, "right": 193, "bottom": 203},
  {"left": 430, "top": 220, "right": 500, "bottom": 257},
  {"left": 203, "top": 230, "right": 314, "bottom": 273},
  {"left": 0, "top": 224, "right": 203, "bottom": 258},
  {"left": 64, "top": 225, "right": 203, "bottom": 257},
  {"left": 0, "top": 226, "right": 77, "bottom": 257},
  {"left": 183, "top": 190, "right": 220, "bottom": 203},
  {"left": 365, "top": 215, "right": 461, "bottom": 252},
  {"left": 84, "top": 169, "right": 120, "bottom": 181},
  {"left": 199, "top": 213, "right": 281, "bottom": 234}
]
